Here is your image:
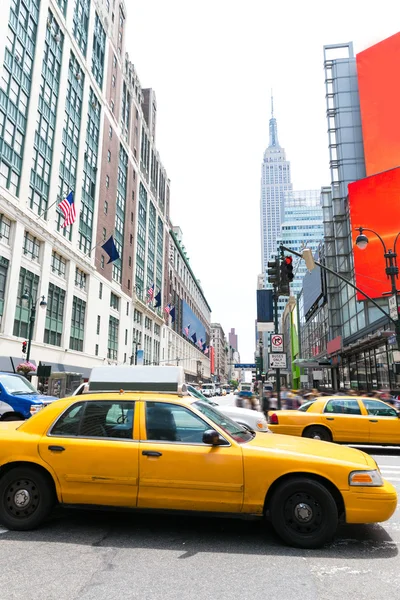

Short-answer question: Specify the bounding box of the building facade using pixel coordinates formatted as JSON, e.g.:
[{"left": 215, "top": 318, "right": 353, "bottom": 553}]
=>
[
  {"left": 211, "top": 322, "right": 227, "bottom": 383},
  {"left": 260, "top": 97, "right": 292, "bottom": 281},
  {"left": 162, "top": 226, "right": 211, "bottom": 383},
  {"left": 228, "top": 327, "right": 238, "bottom": 352},
  {"left": 0, "top": 0, "right": 175, "bottom": 378}
]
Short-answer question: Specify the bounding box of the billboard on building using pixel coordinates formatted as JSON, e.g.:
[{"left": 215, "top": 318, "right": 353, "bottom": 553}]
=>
[
  {"left": 181, "top": 300, "right": 207, "bottom": 344},
  {"left": 348, "top": 166, "right": 400, "bottom": 300},
  {"left": 357, "top": 32, "right": 400, "bottom": 177}
]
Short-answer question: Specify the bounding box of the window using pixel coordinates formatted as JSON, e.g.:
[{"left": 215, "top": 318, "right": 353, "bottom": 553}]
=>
[
  {"left": 75, "top": 267, "right": 86, "bottom": 290},
  {"left": 104, "top": 200, "right": 108, "bottom": 214},
  {"left": 101, "top": 255, "right": 105, "bottom": 269},
  {"left": 0, "top": 214, "right": 11, "bottom": 243},
  {"left": 0, "top": 257, "right": 9, "bottom": 316},
  {"left": 44, "top": 283, "right": 65, "bottom": 346},
  {"left": 108, "top": 316, "right": 119, "bottom": 360},
  {"left": 362, "top": 400, "right": 397, "bottom": 418},
  {"left": 145, "top": 316, "right": 152, "bottom": 331},
  {"left": 110, "top": 100, "right": 114, "bottom": 113},
  {"left": 70, "top": 296, "right": 86, "bottom": 351},
  {"left": 324, "top": 399, "right": 361, "bottom": 415},
  {"left": 13, "top": 268, "right": 39, "bottom": 337},
  {"left": 131, "top": 212, "right": 133, "bottom": 223},
  {"left": 109, "top": 126, "right": 113, "bottom": 139},
  {"left": 107, "top": 150, "right": 111, "bottom": 162},
  {"left": 126, "top": 301, "right": 129, "bottom": 316},
  {"left": 146, "top": 402, "right": 211, "bottom": 444},
  {"left": 130, "top": 234, "right": 133, "bottom": 245},
  {"left": 50, "top": 401, "right": 135, "bottom": 439},
  {"left": 96, "top": 315, "right": 101, "bottom": 334},
  {"left": 128, "top": 256, "right": 132, "bottom": 267},
  {"left": 103, "top": 227, "right": 107, "bottom": 240},
  {"left": 99, "top": 281, "right": 103, "bottom": 299},
  {"left": 125, "top": 329, "right": 128, "bottom": 345},
  {"left": 92, "top": 13, "right": 106, "bottom": 89},
  {"left": 95, "top": 343, "right": 99, "bottom": 356},
  {"left": 113, "top": 54, "right": 117, "bottom": 67},
  {"left": 23, "top": 232, "right": 40, "bottom": 260},
  {"left": 112, "top": 75, "right": 116, "bottom": 87},
  {"left": 110, "top": 292, "right": 119, "bottom": 310},
  {"left": 132, "top": 191, "right": 135, "bottom": 201},
  {"left": 51, "top": 251, "right": 66, "bottom": 278},
  {"left": 105, "top": 175, "right": 109, "bottom": 187},
  {"left": 127, "top": 278, "right": 131, "bottom": 290}
]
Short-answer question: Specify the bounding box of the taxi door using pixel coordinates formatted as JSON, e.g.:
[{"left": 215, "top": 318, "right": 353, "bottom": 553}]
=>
[
  {"left": 137, "top": 401, "right": 244, "bottom": 512},
  {"left": 322, "top": 398, "right": 370, "bottom": 443},
  {"left": 361, "top": 399, "right": 400, "bottom": 444},
  {"left": 39, "top": 399, "right": 140, "bottom": 507}
]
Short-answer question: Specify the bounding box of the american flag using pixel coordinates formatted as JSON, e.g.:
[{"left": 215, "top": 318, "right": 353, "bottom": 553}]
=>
[
  {"left": 147, "top": 283, "right": 154, "bottom": 303},
  {"left": 197, "top": 338, "right": 203, "bottom": 348},
  {"left": 58, "top": 191, "right": 76, "bottom": 227},
  {"left": 164, "top": 303, "right": 171, "bottom": 315},
  {"left": 184, "top": 324, "right": 190, "bottom": 337},
  {"left": 204, "top": 346, "right": 209, "bottom": 355}
]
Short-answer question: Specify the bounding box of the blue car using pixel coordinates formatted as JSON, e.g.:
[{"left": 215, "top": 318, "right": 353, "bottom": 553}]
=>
[{"left": 0, "top": 372, "right": 57, "bottom": 420}]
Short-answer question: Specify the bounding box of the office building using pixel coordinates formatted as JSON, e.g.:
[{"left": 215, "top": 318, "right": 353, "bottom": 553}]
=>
[
  {"left": 0, "top": 0, "right": 171, "bottom": 376},
  {"left": 211, "top": 322, "right": 227, "bottom": 383}
]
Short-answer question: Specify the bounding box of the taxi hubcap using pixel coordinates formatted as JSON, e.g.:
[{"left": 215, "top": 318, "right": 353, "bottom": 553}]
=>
[
  {"left": 284, "top": 492, "right": 322, "bottom": 534},
  {"left": 5, "top": 479, "right": 40, "bottom": 518}
]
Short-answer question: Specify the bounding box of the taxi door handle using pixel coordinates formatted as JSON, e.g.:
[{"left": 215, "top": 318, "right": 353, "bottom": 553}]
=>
[
  {"left": 48, "top": 445, "right": 65, "bottom": 452},
  {"left": 325, "top": 417, "right": 334, "bottom": 421},
  {"left": 369, "top": 419, "right": 378, "bottom": 423},
  {"left": 142, "top": 450, "right": 162, "bottom": 457}
]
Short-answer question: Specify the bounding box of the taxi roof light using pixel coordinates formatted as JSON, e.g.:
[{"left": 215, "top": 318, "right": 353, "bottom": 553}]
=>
[{"left": 88, "top": 365, "right": 187, "bottom": 396}]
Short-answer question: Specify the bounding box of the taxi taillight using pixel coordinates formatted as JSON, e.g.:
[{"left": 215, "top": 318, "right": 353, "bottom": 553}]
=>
[{"left": 269, "top": 413, "right": 279, "bottom": 425}]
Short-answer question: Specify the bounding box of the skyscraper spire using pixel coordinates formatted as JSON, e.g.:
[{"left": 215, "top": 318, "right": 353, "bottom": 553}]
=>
[{"left": 269, "top": 92, "right": 279, "bottom": 148}]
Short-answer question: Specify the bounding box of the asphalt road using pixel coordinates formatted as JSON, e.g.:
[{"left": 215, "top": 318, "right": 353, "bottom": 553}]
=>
[{"left": 0, "top": 395, "right": 399, "bottom": 600}]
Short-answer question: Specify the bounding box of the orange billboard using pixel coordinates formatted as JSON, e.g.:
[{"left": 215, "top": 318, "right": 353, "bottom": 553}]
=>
[
  {"left": 357, "top": 32, "right": 400, "bottom": 177},
  {"left": 348, "top": 166, "right": 400, "bottom": 301}
]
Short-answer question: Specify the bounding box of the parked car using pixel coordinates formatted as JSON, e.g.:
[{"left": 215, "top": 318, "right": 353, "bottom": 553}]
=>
[{"left": 0, "top": 372, "right": 57, "bottom": 420}]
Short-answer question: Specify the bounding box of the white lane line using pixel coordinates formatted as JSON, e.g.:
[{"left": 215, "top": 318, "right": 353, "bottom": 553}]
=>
[
  {"left": 0, "top": 528, "right": 8, "bottom": 535},
  {"left": 380, "top": 469, "right": 400, "bottom": 474}
]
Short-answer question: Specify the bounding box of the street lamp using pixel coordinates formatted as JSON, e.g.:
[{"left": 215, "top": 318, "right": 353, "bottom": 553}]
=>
[
  {"left": 354, "top": 227, "right": 400, "bottom": 345},
  {"left": 21, "top": 288, "right": 47, "bottom": 363}
]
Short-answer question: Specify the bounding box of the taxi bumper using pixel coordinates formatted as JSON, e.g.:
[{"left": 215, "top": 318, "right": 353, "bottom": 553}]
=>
[{"left": 343, "top": 479, "right": 397, "bottom": 524}]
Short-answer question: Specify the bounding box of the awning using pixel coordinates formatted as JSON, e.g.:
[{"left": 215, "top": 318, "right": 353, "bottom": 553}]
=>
[
  {"left": 39, "top": 362, "right": 91, "bottom": 379},
  {"left": 293, "top": 358, "right": 333, "bottom": 369}
]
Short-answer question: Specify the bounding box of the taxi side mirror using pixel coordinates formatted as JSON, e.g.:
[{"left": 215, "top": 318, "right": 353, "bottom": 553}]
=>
[{"left": 203, "top": 429, "right": 222, "bottom": 446}]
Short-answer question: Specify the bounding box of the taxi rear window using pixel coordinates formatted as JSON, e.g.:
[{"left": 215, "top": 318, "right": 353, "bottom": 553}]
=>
[{"left": 298, "top": 400, "right": 316, "bottom": 412}]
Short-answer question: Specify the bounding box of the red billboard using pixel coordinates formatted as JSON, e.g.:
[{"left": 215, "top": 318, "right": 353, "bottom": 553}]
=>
[
  {"left": 357, "top": 32, "right": 400, "bottom": 177},
  {"left": 348, "top": 166, "right": 400, "bottom": 300}
]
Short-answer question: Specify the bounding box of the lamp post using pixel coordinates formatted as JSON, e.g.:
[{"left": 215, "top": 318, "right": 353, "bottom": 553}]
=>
[
  {"left": 355, "top": 227, "right": 400, "bottom": 346},
  {"left": 21, "top": 288, "right": 47, "bottom": 363}
]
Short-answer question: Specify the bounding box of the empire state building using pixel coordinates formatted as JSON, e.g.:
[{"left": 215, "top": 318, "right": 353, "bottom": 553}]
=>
[{"left": 260, "top": 98, "right": 292, "bottom": 281}]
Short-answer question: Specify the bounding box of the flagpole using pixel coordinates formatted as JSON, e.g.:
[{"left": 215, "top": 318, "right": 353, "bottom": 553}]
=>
[
  {"left": 35, "top": 198, "right": 60, "bottom": 220},
  {"left": 88, "top": 239, "right": 104, "bottom": 257}
]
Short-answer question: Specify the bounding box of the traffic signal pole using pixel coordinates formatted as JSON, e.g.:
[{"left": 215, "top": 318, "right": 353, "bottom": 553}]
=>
[{"left": 273, "top": 286, "right": 281, "bottom": 410}]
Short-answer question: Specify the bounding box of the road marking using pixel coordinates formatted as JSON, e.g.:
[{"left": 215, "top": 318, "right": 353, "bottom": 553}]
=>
[{"left": 0, "top": 528, "right": 8, "bottom": 535}]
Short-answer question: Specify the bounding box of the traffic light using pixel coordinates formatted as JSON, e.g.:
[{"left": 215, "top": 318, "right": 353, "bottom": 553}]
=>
[
  {"left": 22, "top": 341, "right": 27, "bottom": 354},
  {"left": 279, "top": 256, "right": 294, "bottom": 295},
  {"left": 267, "top": 258, "right": 280, "bottom": 287}
]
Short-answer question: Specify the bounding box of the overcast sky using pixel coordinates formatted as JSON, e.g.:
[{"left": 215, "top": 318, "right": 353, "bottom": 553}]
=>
[{"left": 126, "top": 0, "right": 399, "bottom": 361}]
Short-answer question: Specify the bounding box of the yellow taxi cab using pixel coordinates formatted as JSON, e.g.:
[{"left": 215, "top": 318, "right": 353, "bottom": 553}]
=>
[
  {"left": 268, "top": 396, "right": 400, "bottom": 445},
  {"left": 0, "top": 367, "right": 396, "bottom": 549}
]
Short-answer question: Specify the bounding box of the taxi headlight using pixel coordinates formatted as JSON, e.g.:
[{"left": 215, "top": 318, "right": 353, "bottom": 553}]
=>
[{"left": 349, "top": 469, "right": 384, "bottom": 487}]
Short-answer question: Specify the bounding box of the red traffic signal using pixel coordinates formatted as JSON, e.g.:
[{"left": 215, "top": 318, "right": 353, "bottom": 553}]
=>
[
  {"left": 280, "top": 255, "right": 294, "bottom": 283},
  {"left": 22, "top": 341, "right": 27, "bottom": 354}
]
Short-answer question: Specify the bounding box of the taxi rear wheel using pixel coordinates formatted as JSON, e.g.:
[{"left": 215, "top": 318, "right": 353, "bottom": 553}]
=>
[
  {"left": 269, "top": 477, "right": 338, "bottom": 548},
  {"left": 0, "top": 467, "right": 55, "bottom": 530},
  {"left": 303, "top": 426, "right": 332, "bottom": 442}
]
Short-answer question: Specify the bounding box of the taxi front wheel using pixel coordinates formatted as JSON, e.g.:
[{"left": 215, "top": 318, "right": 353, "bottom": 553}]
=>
[
  {"left": 269, "top": 477, "right": 338, "bottom": 549},
  {"left": 0, "top": 467, "right": 55, "bottom": 530}
]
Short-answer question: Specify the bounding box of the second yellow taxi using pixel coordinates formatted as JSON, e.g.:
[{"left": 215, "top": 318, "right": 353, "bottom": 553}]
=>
[{"left": 268, "top": 396, "right": 400, "bottom": 445}]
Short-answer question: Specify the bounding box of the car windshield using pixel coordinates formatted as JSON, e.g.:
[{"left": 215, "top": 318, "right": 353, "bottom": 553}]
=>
[
  {"left": 0, "top": 374, "right": 38, "bottom": 395},
  {"left": 193, "top": 400, "right": 253, "bottom": 443},
  {"left": 298, "top": 400, "right": 316, "bottom": 412}
]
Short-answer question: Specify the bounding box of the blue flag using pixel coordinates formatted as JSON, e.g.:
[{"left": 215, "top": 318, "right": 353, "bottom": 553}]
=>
[
  {"left": 170, "top": 306, "right": 176, "bottom": 323},
  {"left": 154, "top": 291, "right": 161, "bottom": 308},
  {"left": 191, "top": 332, "right": 197, "bottom": 344},
  {"left": 101, "top": 236, "right": 120, "bottom": 264},
  {"left": 202, "top": 341, "right": 207, "bottom": 353}
]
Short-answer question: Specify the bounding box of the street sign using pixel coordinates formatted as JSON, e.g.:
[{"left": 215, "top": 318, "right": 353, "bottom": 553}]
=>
[
  {"left": 271, "top": 334, "right": 284, "bottom": 353},
  {"left": 234, "top": 363, "right": 256, "bottom": 369},
  {"left": 389, "top": 295, "right": 398, "bottom": 321},
  {"left": 269, "top": 354, "right": 287, "bottom": 369},
  {"left": 388, "top": 335, "right": 397, "bottom": 345}
]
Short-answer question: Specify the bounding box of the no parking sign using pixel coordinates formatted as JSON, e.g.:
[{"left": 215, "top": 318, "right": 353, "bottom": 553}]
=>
[{"left": 271, "top": 334, "right": 284, "bottom": 353}]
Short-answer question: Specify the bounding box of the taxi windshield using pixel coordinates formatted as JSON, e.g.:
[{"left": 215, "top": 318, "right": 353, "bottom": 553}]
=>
[{"left": 193, "top": 401, "right": 253, "bottom": 443}]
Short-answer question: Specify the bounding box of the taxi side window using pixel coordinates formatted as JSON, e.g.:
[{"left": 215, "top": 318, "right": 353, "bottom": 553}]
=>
[
  {"left": 362, "top": 400, "right": 397, "bottom": 417},
  {"left": 145, "top": 402, "right": 209, "bottom": 444},
  {"left": 50, "top": 401, "right": 135, "bottom": 439},
  {"left": 324, "top": 400, "right": 361, "bottom": 415}
]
